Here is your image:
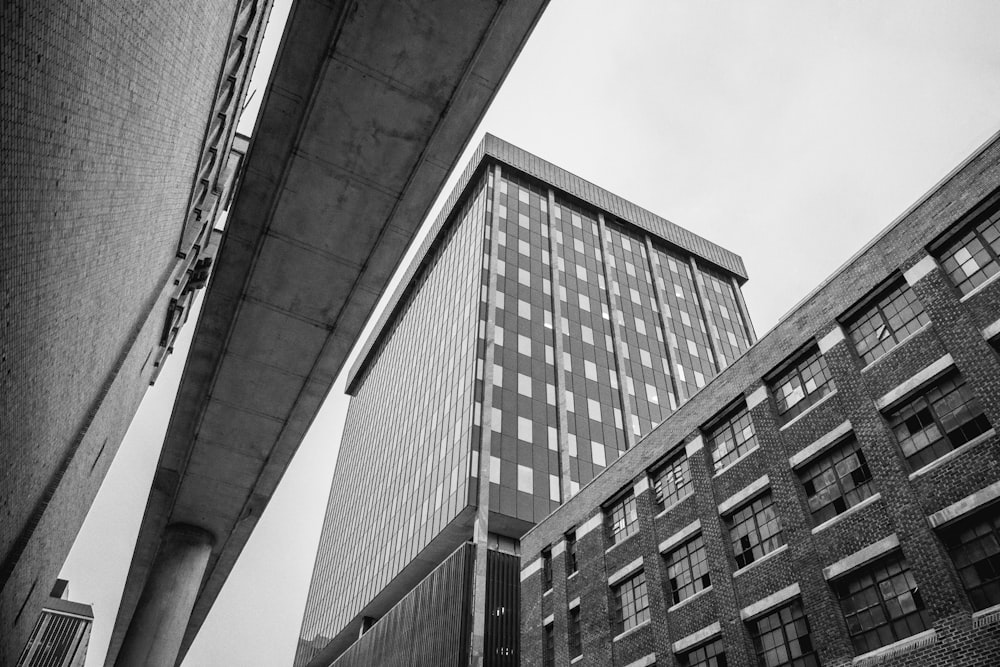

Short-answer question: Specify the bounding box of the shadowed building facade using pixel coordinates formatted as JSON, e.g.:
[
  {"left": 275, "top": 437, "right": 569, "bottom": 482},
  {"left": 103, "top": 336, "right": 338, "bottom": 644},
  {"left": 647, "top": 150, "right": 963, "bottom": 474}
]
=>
[
  {"left": 296, "top": 135, "right": 754, "bottom": 666},
  {"left": 518, "top": 132, "right": 1000, "bottom": 667}
]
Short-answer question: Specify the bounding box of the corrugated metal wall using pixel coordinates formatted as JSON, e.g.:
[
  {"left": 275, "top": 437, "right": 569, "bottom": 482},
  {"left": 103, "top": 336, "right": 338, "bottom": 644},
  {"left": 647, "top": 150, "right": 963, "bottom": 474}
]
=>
[
  {"left": 332, "top": 543, "right": 475, "bottom": 667},
  {"left": 484, "top": 549, "right": 520, "bottom": 666}
]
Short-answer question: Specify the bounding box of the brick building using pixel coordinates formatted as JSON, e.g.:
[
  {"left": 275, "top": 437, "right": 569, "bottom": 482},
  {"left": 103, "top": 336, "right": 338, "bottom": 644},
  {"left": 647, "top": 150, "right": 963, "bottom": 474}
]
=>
[
  {"left": 296, "top": 135, "right": 753, "bottom": 666},
  {"left": 0, "top": 1, "right": 268, "bottom": 661},
  {"left": 518, "top": 132, "right": 1000, "bottom": 667}
]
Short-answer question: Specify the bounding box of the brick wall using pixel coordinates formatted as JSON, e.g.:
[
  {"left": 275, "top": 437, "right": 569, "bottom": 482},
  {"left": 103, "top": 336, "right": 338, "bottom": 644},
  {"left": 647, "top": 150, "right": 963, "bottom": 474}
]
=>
[
  {"left": 0, "top": 0, "right": 242, "bottom": 660},
  {"left": 520, "top": 134, "right": 1000, "bottom": 665}
]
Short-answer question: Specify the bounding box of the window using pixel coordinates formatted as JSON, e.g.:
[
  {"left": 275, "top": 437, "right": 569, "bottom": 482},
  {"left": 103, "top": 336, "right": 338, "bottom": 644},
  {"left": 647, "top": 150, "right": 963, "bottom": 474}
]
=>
[
  {"left": 565, "top": 531, "right": 578, "bottom": 575},
  {"left": 708, "top": 404, "right": 758, "bottom": 471},
  {"left": 542, "top": 548, "right": 552, "bottom": 591},
  {"left": 937, "top": 209, "right": 1000, "bottom": 295},
  {"left": 611, "top": 571, "right": 650, "bottom": 635},
  {"left": 653, "top": 452, "right": 693, "bottom": 508},
  {"left": 678, "top": 637, "right": 728, "bottom": 667},
  {"left": 606, "top": 492, "right": 639, "bottom": 545},
  {"left": 832, "top": 552, "right": 930, "bottom": 654},
  {"left": 941, "top": 509, "right": 1000, "bottom": 611},
  {"left": 798, "top": 437, "right": 875, "bottom": 525},
  {"left": 845, "top": 281, "right": 930, "bottom": 365},
  {"left": 886, "top": 372, "right": 991, "bottom": 470},
  {"left": 568, "top": 606, "right": 582, "bottom": 659},
  {"left": 727, "top": 492, "right": 784, "bottom": 569},
  {"left": 747, "top": 600, "right": 819, "bottom": 667},
  {"left": 665, "top": 535, "right": 711, "bottom": 605},
  {"left": 770, "top": 348, "right": 835, "bottom": 420},
  {"left": 542, "top": 622, "right": 554, "bottom": 667}
]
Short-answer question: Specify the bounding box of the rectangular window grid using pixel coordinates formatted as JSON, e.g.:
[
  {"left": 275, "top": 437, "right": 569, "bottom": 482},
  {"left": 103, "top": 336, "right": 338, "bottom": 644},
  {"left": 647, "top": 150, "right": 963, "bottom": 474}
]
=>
[
  {"left": 748, "top": 600, "right": 819, "bottom": 667},
  {"left": 886, "top": 372, "right": 991, "bottom": 470},
  {"left": 666, "top": 534, "right": 711, "bottom": 605},
  {"left": 728, "top": 492, "right": 784, "bottom": 569},
  {"left": 942, "top": 509, "right": 1000, "bottom": 611},
  {"left": 770, "top": 348, "right": 835, "bottom": 420},
  {"left": 798, "top": 436, "right": 875, "bottom": 525},
  {"left": 708, "top": 404, "right": 757, "bottom": 471},
  {"left": 568, "top": 606, "right": 582, "bottom": 659},
  {"left": 696, "top": 262, "right": 751, "bottom": 368},
  {"left": 653, "top": 451, "right": 693, "bottom": 507},
  {"left": 678, "top": 637, "right": 728, "bottom": 667},
  {"left": 846, "top": 281, "right": 929, "bottom": 365},
  {"left": 606, "top": 492, "right": 639, "bottom": 545},
  {"left": 937, "top": 209, "right": 1000, "bottom": 296},
  {"left": 833, "top": 553, "right": 930, "bottom": 655},
  {"left": 611, "top": 571, "right": 650, "bottom": 635}
]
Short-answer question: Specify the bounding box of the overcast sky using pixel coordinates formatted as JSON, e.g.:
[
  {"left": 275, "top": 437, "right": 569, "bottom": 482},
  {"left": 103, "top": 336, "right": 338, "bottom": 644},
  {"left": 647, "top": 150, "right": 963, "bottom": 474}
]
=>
[{"left": 62, "top": 1, "right": 1000, "bottom": 665}]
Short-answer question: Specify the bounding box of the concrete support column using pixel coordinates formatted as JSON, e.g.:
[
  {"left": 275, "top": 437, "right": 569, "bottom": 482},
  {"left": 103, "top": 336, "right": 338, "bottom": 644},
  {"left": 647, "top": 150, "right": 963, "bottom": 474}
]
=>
[{"left": 114, "top": 524, "right": 214, "bottom": 667}]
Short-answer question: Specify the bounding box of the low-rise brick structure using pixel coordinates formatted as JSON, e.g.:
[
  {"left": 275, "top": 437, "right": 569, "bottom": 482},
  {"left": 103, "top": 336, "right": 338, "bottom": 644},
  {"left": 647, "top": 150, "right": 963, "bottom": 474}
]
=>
[{"left": 520, "top": 131, "right": 1000, "bottom": 667}]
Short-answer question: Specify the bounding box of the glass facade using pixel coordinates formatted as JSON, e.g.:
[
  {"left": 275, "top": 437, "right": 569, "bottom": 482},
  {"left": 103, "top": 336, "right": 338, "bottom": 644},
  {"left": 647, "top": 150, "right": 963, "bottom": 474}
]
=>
[{"left": 297, "top": 143, "right": 750, "bottom": 663}]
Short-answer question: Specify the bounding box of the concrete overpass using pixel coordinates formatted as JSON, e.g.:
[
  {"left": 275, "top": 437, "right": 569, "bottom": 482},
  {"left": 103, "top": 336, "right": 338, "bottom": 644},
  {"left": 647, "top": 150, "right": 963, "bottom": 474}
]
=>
[{"left": 105, "top": 1, "right": 549, "bottom": 665}]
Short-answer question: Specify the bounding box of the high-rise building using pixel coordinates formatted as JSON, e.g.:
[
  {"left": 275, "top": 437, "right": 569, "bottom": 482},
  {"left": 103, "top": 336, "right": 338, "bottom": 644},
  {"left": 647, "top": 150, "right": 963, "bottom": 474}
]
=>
[
  {"left": 295, "top": 135, "right": 754, "bottom": 666},
  {"left": 518, "top": 132, "right": 1000, "bottom": 667}
]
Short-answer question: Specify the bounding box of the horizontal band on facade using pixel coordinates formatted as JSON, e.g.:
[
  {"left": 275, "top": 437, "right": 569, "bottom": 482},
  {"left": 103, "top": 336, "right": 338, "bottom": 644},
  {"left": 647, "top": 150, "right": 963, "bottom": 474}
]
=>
[
  {"left": 718, "top": 475, "right": 770, "bottom": 515},
  {"left": 608, "top": 557, "right": 643, "bottom": 586},
  {"left": 823, "top": 534, "right": 899, "bottom": 581},
  {"left": 672, "top": 621, "right": 721, "bottom": 653},
  {"left": 875, "top": 354, "right": 953, "bottom": 410},
  {"left": 659, "top": 519, "right": 701, "bottom": 554},
  {"left": 740, "top": 583, "right": 801, "bottom": 620},
  {"left": 789, "top": 420, "right": 853, "bottom": 468},
  {"left": 927, "top": 479, "right": 1000, "bottom": 528}
]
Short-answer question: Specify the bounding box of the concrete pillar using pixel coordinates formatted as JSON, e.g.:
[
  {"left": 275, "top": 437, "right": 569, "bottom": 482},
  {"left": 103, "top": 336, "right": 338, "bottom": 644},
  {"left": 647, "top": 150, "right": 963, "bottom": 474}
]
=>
[{"left": 114, "top": 524, "right": 213, "bottom": 667}]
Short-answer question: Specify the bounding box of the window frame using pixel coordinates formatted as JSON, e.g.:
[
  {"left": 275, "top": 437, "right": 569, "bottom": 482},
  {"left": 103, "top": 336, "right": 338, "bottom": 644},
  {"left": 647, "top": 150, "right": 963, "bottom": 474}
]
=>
[
  {"left": 610, "top": 570, "right": 650, "bottom": 635},
  {"left": 652, "top": 449, "right": 693, "bottom": 508},
  {"left": 884, "top": 370, "right": 991, "bottom": 471},
  {"left": 565, "top": 531, "right": 578, "bottom": 575},
  {"left": 605, "top": 490, "right": 640, "bottom": 546},
  {"left": 843, "top": 278, "right": 930, "bottom": 365},
  {"left": 541, "top": 547, "right": 553, "bottom": 591},
  {"left": 797, "top": 435, "right": 875, "bottom": 525},
  {"left": 767, "top": 346, "right": 835, "bottom": 421},
  {"left": 542, "top": 621, "right": 555, "bottom": 667},
  {"left": 831, "top": 551, "right": 931, "bottom": 655},
  {"left": 677, "top": 637, "right": 727, "bottom": 667},
  {"left": 664, "top": 534, "right": 711, "bottom": 605},
  {"left": 568, "top": 606, "right": 583, "bottom": 659},
  {"left": 746, "top": 599, "right": 819, "bottom": 667},
  {"left": 725, "top": 491, "right": 785, "bottom": 570},
  {"left": 940, "top": 505, "right": 1000, "bottom": 612},
  {"left": 706, "top": 402, "right": 758, "bottom": 471},
  {"left": 934, "top": 202, "right": 1000, "bottom": 296}
]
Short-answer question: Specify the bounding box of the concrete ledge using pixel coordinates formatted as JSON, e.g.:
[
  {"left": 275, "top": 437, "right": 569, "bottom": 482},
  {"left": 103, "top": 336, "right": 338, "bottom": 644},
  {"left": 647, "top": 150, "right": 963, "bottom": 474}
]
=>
[
  {"left": 823, "top": 534, "right": 899, "bottom": 580},
  {"left": 520, "top": 558, "right": 540, "bottom": 582},
  {"left": 746, "top": 385, "right": 769, "bottom": 409},
  {"left": 633, "top": 476, "right": 650, "bottom": 496},
  {"left": 685, "top": 435, "right": 705, "bottom": 456},
  {"left": 654, "top": 492, "right": 693, "bottom": 520},
  {"left": 818, "top": 325, "right": 846, "bottom": 354},
  {"left": 903, "top": 255, "right": 938, "bottom": 286},
  {"left": 875, "top": 354, "right": 953, "bottom": 410},
  {"left": 908, "top": 429, "right": 996, "bottom": 480},
  {"left": 983, "top": 316, "right": 1000, "bottom": 341},
  {"left": 811, "top": 494, "right": 882, "bottom": 535},
  {"left": 789, "top": 420, "right": 853, "bottom": 468},
  {"left": 927, "top": 479, "right": 1000, "bottom": 528},
  {"left": 608, "top": 557, "right": 644, "bottom": 586},
  {"left": 551, "top": 540, "right": 565, "bottom": 557},
  {"left": 542, "top": 613, "right": 554, "bottom": 626},
  {"left": 672, "top": 621, "right": 721, "bottom": 653},
  {"left": 733, "top": 544, "right": 788, "bottom": 578},
  {"left": 659, "top": 519, "right": 701, "bottom": 554},
  {"left": 852, "top": 629, "right": 937, "bottom": 666},
  {"left": 577, "top": 513, "right": 603, "bottom": 539},
  {"left": 623, "top": 654, "right": 656, "bottom": 667},
  {"left": 779, "top": 390, "right": 838, "bottom": 431},
  {"left": 713, "top": 445, "right": 761, "bottom": 478},
  {"left": 718, "top": 475, "right": 770, "bottom": 515},
  {"left": 612, "top": 618, "right": 650, "bottom": 643},
  {"left": 568, "top": 596, "right": 580, "bottom": 610},
  {"left": 667, "top": 585, "right": 713, "bottom": 613},
  {"left": 972, "top": 603, "right": 1000, "bottom": 628},
  {"left": 740, "top": 583, "right": 801, "bottom": 620}
]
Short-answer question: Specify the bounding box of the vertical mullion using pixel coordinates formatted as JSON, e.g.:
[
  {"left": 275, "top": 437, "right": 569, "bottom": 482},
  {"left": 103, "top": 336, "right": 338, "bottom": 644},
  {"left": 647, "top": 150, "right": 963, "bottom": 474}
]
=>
[
  {"left": 597, "top": 213, "right": 635, "bottom": 449},
  {"left": 689, "top": 255, "right": 725, "bottom": 373},
  {"left": 643, "top": 235, "right": 685, "bottom": 405},
  {"left": 545, "top": 189, "right": 572, "bottom": 501}
]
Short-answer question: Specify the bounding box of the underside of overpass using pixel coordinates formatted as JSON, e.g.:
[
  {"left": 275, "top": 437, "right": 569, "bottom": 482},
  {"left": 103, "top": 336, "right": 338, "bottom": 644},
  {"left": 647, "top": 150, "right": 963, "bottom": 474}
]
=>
[{"left": 105, "top": 1, "right": 549, "bottom": 664}]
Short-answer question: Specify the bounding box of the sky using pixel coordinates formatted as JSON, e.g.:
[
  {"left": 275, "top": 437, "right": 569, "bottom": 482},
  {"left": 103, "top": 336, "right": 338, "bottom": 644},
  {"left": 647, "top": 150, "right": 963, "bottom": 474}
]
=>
[{"left": 60, "top": 1, "right": 1000, "bottom": 665}]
